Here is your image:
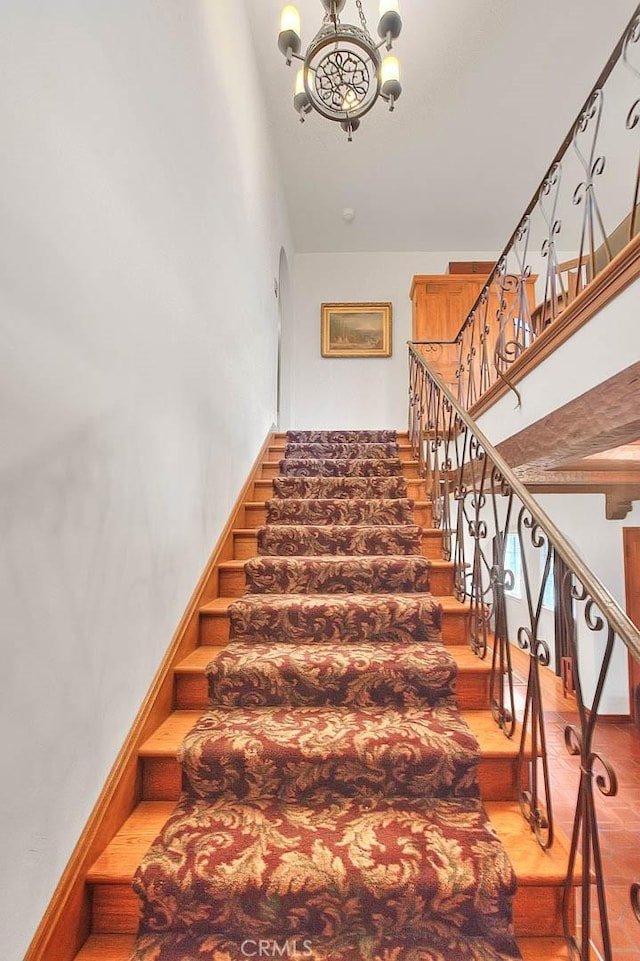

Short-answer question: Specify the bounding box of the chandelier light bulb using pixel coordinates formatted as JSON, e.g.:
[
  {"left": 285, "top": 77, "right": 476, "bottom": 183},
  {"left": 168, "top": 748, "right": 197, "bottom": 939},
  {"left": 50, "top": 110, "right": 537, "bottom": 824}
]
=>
[
  {"left": 381, "top": 55, "right": 400, "bottom": 85},
  {"left": 379, "top": 0, "right": 400, "bottom": 15},
  {"left": 278, "top": 4, "right": 302, "bottom": 61},
  {"left": 295, "top": 68, "right": 305, "bottom": 96},
  {"left": 343, "top": 89, "right": 360, "bottom": 112},
  {"left": 381, "top": 55, "right": 402, "bottom": 109},
  {"left": 280, "top": 5, "right": 301, "bottom": 35}
]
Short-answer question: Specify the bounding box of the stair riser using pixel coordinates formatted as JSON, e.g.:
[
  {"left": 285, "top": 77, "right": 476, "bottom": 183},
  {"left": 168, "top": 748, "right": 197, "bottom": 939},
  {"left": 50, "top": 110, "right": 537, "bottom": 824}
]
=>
[
  {"left": 244, "top": 502, "right": 433, "bottom": 528},
  {"left": 265, "top": 446, "right": 414, "bottom": 463},
  {"left": 200, "top": 608, "right": 469, "bottom": 645},
  {"left": 260, "top": 461, "right": 421, "bottom": 479},
  {"left": 139, "top": 753, "right": 517, "bottom": 803},
  {"left": 88, "top": 875, "right": 565, "bottom": 938},
  {"left": 219, "top": 563, "right": 454, "bottom": 597},
  {"left": 91, "top": 885, "right": 139, "bottom": 935},
  {"left": 251, "top": 477, "right": 428, "bottom": 501},
  {"left": 175, "top": 669, "right": 490, "bottom": 711},
  {"left": 233, "top": 530, "right": 444, "bottom": 560}
]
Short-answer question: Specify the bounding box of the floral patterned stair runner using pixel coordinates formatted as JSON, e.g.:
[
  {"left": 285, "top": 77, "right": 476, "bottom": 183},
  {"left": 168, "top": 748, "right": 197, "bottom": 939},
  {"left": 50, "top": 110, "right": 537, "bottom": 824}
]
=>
[
  {"left": 129, "top": 430, "right": 522, "bottom": 961},
  {"left": 272, "top": 475, "right": 408, "bottom": 498},
  {"left": 257, "top": 524, "right": 423, "bottom": 556},
  {"left": 207, "top": 641, "right": 457, "bottom": 707},
  {"left": 266, "top": 497, "right": 415, "bottom": 526},
  {"left": 244, "top": 555, "right": 433, "bottom": 594},
  {"left": 280, "top": 458, "right": 403, "bottom": 477}
]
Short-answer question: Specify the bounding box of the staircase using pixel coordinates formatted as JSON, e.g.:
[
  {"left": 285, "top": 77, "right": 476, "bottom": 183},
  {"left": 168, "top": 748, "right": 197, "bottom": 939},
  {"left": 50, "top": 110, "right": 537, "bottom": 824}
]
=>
[{"left": 73, "top": 431, "right": 575, "bottom": 961}]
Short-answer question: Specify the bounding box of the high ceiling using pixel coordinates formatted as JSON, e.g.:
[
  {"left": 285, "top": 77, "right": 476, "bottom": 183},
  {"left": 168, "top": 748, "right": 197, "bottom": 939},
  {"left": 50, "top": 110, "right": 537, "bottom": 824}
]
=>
[{"left": 245, "top": 0, "right": 638, "bottom": 253}]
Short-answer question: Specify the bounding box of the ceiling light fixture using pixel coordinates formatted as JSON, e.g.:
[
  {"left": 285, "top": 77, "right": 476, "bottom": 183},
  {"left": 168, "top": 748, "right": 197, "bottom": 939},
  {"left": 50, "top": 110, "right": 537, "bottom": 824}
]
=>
[{"left": 278, "top": 0, "right": 403, "bottom": 141}]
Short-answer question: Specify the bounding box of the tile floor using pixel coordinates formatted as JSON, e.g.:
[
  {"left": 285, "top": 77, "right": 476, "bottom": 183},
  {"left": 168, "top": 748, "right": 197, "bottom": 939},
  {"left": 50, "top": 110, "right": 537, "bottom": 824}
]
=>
[{"left": 511, "top": 652, "right": 640, "bottom": 959}]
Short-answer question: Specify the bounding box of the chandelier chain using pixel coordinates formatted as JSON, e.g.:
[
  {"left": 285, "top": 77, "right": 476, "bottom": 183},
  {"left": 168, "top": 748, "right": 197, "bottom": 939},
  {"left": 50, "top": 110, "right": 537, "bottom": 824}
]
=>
[{"left": 355, "top": 0, "right": 372, "bottom": 38}]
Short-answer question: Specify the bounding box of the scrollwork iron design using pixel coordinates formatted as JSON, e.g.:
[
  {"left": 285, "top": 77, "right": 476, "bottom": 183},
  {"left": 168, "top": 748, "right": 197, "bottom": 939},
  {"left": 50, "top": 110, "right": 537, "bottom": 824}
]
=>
[
  {"left": 314, "top": 49, "right": 370, "bottom": 113},
  {"left": 408, "top": 345, "right": 640, "bottom": 960}
]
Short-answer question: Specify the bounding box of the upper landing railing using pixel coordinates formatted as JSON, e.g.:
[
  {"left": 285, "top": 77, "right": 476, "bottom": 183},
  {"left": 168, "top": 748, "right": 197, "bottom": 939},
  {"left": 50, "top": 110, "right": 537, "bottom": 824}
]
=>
[{"left": 414, "top": 4, "right": 640, "bottom": 412}]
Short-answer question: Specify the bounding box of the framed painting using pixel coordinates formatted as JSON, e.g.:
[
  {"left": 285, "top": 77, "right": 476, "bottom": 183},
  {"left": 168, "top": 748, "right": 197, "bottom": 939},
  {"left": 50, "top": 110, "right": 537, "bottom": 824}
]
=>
[{"left": 321, "top": 302, "right": 392, "bottom": 358}]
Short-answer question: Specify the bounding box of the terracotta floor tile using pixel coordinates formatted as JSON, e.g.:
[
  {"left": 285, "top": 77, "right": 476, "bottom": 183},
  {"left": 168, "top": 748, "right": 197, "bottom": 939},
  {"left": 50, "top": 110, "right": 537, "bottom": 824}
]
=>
[{"left": 510, "top": 655, "right": 640, "bottom": 954}]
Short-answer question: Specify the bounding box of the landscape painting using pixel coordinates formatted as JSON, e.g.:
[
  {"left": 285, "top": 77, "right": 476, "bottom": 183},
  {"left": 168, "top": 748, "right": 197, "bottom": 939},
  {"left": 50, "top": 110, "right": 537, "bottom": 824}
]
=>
[{"left": 321, "top": 303, "right": 392, "bottom": 357}]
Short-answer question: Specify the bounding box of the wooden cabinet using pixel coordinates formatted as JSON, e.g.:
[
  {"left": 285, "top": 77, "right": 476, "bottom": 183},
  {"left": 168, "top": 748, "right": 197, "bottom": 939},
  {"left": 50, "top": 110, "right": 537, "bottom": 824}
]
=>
[
  {"left": 409, "top": 274, "right": 488, "bottom": 394},
  {"left": 409, "top": 273, "right": 537, "bottom": 397}
]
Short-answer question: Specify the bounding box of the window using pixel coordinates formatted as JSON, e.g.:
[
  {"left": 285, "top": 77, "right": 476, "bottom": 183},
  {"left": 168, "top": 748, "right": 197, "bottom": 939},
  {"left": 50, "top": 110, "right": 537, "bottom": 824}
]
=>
[
  {"left": 540, "top": 547, "right": 554, "bottom": 610},
  {"left": 503, "top": 532, "right": 522, "bottom": 598}
]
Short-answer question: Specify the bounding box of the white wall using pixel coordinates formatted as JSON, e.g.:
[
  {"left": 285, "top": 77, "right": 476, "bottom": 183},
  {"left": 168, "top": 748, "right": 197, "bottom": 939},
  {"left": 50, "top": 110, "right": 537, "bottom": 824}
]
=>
[
  {"left": 285, "top": 251, "right": 499, "bottom": 430},
  {"left": 0, "top": 3, "right": 291, "bottom": 958}
]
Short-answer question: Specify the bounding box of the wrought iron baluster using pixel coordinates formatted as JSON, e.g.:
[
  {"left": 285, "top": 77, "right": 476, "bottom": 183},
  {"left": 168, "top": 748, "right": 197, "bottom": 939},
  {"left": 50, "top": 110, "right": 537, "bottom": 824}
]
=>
[
  {"left": 538, "top": 163, "right": 565, "bottom": 329},
  {"left": 488, "top": 470, "right": 516, "bottom": 738},
  {"left": 562, "top": 587, "right": 618, "bottom": 961},
  {"left": 572, "top": 90, "right": 613, "bottom": 286},
  {"left": 622, "top": 13, "right": 640, "bottom": 242},
  {"left": 515, "top": 513, "right": 554, "bottom": 849}
]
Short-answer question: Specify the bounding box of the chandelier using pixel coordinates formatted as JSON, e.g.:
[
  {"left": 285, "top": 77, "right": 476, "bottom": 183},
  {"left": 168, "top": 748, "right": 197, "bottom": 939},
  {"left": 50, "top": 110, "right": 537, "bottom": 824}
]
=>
[{"left": 277, "top": 0, "right": 403, "bottom": 141}]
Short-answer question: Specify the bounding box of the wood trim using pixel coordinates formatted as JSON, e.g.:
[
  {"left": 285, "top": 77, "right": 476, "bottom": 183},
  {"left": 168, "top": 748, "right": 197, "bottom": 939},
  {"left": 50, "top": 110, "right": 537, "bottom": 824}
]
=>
[
  {"left": 24, "top": 430, "right": 275, "bottom": 961},
  {"left": 469, "top": 232, "right": 640, "bottom": 419},
  {"left": 623, "top": 527, "right": 640, "bottom": 728}
]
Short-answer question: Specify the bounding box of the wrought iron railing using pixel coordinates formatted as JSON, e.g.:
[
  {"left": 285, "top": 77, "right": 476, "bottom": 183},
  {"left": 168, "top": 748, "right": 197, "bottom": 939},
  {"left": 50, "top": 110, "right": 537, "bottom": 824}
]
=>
[
  {"left": 414, "top": 4, "right": 640, "bottom": 410},
  {"left": 408, "top": 344, "right": 640, "bottom": 960}
]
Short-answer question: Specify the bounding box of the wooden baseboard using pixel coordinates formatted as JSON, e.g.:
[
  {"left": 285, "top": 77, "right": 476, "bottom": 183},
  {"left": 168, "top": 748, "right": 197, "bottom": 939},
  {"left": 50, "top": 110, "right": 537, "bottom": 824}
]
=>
[
  {"left": 584, "top": 710, "right": 632, "bottom": 724},
  {"left": 24, "top": 430, "right": 275, "bottom": 961}
]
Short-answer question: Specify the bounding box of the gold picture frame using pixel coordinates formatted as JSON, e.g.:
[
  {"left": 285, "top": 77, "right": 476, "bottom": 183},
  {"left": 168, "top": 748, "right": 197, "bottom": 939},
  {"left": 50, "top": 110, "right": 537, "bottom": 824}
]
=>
[{"left": 321, "top": 302, "right": 392, "bottom": 358}]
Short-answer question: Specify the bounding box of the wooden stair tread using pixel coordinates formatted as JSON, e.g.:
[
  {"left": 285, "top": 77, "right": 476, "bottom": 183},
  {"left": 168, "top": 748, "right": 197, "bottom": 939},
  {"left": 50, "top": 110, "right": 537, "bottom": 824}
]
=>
[
  {"left": 85, "top": 799, "right": 569, "bottom": 888},
  {"left": 485, "top": 802, "right": 571, "bottom": 884},
  {"left": 74, "top": 934, "right": 135, "bottom": 960},
  {"left": 244, "top": 499, "right": 432, "bottom": 507},
  {"left": 218, "top": 556, "right": 454, "bottom": 571},
  {"left": 73, "top": 935, "right": 574, "bottom": 961},
  {"left": 200, "top": 595, "right": 468, "bottom": 615},
  {"left": 175, "top": 646, "right": 226, "bottom": 672},
  {"left": 233, "top": 525, "right": 441, "bottom": 533},
  {"left": 138, "top": 709, "right": 522, "bottom": 760},
  {"left": 518, "top": 939, "right": 573, "bottom": 960},
  {"left": 272, "top": 432, "right": 411, "bottom": 440},
  {"left": 139, "top": 711, "right": 201, "bottom": 755},
  {"left": 175, "top": 644, "right": 490, "bottom": 677},
  {"left": 88, "top": 802, "right": 176, "bottom": 881},
  {"left": 451, "top": 647, "right": 491, "bottom": 673}
]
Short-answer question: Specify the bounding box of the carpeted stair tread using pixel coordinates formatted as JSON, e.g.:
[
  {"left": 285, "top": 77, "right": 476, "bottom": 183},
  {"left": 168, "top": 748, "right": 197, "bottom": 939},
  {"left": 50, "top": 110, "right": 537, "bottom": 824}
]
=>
[
  {"left": 244, "top": 555, "right": 433, "bottom": 594},
  {"left": 280, "top": 458, "right": 403, "bottom": 477},
  {"left": 287, "top": 429, "right": 398, "bottom": 443},
  {"left": 285, "top": 442, "right": 399, "bottom": 460},
  {"left": 228, "top": 593, "right": 442, "bottom": 644},
  {"left": 206, "top": 640, "right": 457, "bottom": 707},
  {"left": 128, "top": 931, "right": 523, "bottom": 960},
  {"left": 266, "top": 497, "right": 415, "bottom": 526},
  {"left": 132, "top": 794, "right": 517, "bottom": 943},
  {"left": 257, "top": 524, "right": 423, "bottom": 556},
  {"left": 179, "top": 702, "right": 479, "bottom": 801},
  {"left": 273, "top": 475, "right": 409, "bottom": 499}
]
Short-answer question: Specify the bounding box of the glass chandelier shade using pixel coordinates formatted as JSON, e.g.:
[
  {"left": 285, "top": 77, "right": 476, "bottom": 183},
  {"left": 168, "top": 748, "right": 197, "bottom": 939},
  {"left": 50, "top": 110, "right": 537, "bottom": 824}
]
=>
[{"left": 277, "top": 0, "right": 403, "bottom": 140}]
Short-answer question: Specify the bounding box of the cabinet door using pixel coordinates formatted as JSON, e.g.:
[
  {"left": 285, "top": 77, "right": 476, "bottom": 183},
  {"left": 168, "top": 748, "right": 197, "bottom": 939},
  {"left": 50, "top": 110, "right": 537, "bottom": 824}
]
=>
[
  {"left": 412, "top": 277, "right": 485, "bottom": 395},
  {"left": 413, "top": 278, "right": 484, "bottom": 342}
]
